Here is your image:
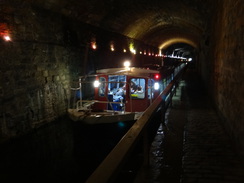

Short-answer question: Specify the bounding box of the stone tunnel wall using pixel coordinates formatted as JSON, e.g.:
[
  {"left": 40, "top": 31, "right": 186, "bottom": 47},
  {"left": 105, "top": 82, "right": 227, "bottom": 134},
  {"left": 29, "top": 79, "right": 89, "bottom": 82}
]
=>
[
  {"left": 0, "top": 3, "right": 75, "bottom": 141},
  {"left": 204, "top": 0, "right": 244, "bottom": 158},
  {"left": 0, "top": 2, "right": 92, "bottom": 140}
]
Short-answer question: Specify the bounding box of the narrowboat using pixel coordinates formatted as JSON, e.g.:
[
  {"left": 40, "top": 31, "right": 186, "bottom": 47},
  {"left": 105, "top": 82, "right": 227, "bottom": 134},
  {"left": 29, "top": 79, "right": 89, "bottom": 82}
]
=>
[{"left": 68, "top": 62, "right": 162, "bottom": 124}]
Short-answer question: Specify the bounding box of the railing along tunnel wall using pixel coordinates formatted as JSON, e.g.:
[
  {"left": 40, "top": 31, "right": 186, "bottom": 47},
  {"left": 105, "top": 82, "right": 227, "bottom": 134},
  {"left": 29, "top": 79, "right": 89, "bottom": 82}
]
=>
[{"left": 86, "top": 63, "right": 187, "bottom": 183}]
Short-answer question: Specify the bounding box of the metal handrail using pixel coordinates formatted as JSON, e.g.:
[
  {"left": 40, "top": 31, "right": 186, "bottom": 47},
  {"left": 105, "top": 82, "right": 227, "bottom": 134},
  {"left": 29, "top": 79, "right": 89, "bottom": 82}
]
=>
[
  {"left": 75, "top": 99, "right": 124, "bottom": 112},
  {"left": 85, "top": 64, "right": 187, "bottom": 183}
]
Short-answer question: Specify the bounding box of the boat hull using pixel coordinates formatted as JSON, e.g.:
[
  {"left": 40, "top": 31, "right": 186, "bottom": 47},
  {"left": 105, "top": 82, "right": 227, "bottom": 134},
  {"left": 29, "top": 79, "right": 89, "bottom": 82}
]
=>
[{"left": 68, "top": 109, "right": 136, "bottom": 124}]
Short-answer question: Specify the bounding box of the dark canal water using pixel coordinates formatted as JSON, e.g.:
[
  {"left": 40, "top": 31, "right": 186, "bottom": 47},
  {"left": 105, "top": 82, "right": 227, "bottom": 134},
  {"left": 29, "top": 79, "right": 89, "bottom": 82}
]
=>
[
  {"left": 73, "top": 120, "right": 136, "bottom": 182},
  {"left": 0, "top": 114, "right": 162, "bottom": 183}
]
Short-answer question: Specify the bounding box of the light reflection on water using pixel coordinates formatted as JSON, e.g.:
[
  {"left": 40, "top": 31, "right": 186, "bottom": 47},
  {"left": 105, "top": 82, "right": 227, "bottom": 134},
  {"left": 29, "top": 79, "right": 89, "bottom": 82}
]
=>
[{"left": 118, "top": 121, "right": 126, "bottom": 128}]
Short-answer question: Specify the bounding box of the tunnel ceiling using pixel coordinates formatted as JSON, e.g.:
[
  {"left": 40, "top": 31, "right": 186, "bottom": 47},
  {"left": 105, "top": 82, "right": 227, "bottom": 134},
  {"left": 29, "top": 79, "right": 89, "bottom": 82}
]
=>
[{"left": 34, "top": 0, "right": 214, "bottom": 52}]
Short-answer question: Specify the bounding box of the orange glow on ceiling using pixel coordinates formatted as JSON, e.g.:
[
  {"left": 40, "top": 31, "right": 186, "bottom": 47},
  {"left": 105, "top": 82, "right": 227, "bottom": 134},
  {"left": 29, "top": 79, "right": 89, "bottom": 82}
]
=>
[
  {"left": 159, "top": 38, "right": 197, "bottom": 50},
  {"left": 0, "top": 23, "right": 8, "bottom": 33}
]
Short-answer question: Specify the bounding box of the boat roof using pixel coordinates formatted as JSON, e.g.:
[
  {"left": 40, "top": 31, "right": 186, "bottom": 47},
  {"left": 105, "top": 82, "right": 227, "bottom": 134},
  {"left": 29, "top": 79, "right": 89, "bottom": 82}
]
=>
[{"left": 96, "top": 67, "right": 159, "bottom": 77}]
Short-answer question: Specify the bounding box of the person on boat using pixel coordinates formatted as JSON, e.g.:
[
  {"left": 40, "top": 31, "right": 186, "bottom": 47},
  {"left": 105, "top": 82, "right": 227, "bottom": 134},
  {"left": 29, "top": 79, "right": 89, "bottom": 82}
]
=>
[
  {"left": 113, "top": 83, "right": 125, "bottom": 102},
  {"left": 135, "top": 86, "right": 143, "bottom": 93},
  {"left": 130, "top": 81, "right": 137, "bottom": 94},
  {"left": 134, "top": 86, "right": 145, "bottom": 98}
]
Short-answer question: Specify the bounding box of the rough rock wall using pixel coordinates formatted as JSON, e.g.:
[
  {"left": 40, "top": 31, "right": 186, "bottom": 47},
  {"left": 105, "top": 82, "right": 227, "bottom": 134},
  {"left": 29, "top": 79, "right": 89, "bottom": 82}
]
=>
[
  {"left": 209, "top": 0, "right": 244, "bottom": 157},
  {"left": 0, "top": 1, "right": 84, "bottom": 141}
]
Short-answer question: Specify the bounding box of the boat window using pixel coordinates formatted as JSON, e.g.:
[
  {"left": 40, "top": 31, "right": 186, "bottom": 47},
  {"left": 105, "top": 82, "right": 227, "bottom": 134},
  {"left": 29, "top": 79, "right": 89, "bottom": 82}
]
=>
[
  {"left": 108, "top": 75, "right": 126, "bottom": 94},
  {"left": 148, "top": 79, "right": 155, "bottom": 99},
  {"left": 130, "top": 78, "right": 145, "bottom": 99},
  {"left": 99, "top": 77, "right": 106, "bottom": 97},
  {"left": 107, "top": 75, "right": 126, "bottom": 111}
]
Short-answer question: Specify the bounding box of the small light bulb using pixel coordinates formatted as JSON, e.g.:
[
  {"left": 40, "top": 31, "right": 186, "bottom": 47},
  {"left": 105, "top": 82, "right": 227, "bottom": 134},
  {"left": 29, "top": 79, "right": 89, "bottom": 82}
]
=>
[
  {"left": 93, "top": 80, "right": 100, "bottom": 87},
  {"left": 154, "top": 82, "right": 160, "bottom": 90},
  {"left": 124, "top": 60, "right": 131, "bottom": 68},
  {"left": 3, "top": 35, "right": 11, "bottom": 41}
]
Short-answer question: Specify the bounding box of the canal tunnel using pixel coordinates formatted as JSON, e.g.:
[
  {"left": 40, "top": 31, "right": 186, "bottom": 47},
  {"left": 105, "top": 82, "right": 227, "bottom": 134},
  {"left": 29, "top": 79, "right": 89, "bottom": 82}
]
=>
[{"left": 0, "top": 0, "right": 243, "bottom": 182}]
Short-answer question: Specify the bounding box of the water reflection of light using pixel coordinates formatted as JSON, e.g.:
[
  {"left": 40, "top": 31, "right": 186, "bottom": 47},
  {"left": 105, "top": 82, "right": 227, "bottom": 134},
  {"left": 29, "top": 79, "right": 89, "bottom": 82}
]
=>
[{"left": 118, "top": 121, "right": 126, "bottom": 128}]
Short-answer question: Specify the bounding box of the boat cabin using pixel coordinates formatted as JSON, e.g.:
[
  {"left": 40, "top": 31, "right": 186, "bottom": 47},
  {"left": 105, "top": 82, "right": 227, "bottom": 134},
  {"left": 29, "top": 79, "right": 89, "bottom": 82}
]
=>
[{"left": 90, "top": 67, "right": 161, "bottom": 113}]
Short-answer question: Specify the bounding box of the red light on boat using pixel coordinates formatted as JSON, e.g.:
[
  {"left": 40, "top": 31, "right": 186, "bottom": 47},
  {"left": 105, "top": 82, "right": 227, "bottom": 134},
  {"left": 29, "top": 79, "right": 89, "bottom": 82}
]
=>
[{"left": 154, "top": 74, "right": 160, "bottom": 80}]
